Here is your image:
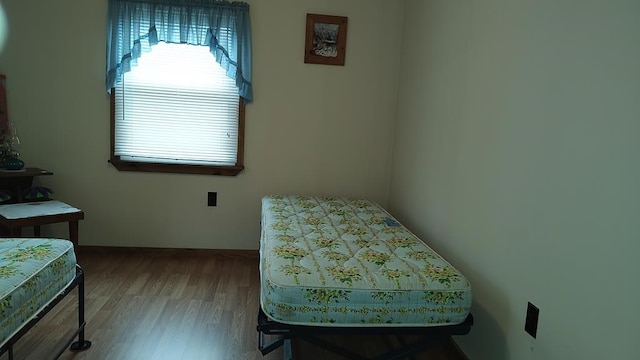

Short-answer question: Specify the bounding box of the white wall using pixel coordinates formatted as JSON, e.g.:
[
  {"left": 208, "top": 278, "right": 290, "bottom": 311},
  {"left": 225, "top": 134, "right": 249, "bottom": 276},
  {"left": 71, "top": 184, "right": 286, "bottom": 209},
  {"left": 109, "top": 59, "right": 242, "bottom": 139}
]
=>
[
  {"left": 390, "top": 0, "right": 640, "bottom": 359},
  {"left": 0, "top": 0, "right": 403, "bottom": 249}
]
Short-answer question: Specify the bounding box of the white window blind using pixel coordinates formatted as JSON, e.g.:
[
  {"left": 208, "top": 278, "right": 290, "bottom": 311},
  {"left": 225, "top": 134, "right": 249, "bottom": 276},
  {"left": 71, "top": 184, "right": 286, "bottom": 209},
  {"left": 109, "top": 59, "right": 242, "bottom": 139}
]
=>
[{"left": 114, "top": 42, "right": 240, "bottom": 166}]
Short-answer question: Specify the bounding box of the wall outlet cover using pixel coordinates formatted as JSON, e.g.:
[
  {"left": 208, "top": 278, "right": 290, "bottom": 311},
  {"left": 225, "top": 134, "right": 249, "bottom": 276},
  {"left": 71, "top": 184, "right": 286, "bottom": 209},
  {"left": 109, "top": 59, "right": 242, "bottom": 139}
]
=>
[
  {"left": 208, "top": 192, "right": 217, "bottom": 206},
  {"left": 525, "top": 302, "right": 539, "bottom": 339}
]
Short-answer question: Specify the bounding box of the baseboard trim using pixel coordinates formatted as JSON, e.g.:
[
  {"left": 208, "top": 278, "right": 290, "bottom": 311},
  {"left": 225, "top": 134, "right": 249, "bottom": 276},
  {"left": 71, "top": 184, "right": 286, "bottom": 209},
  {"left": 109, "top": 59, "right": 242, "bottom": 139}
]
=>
[{"left": 76, "top": 245, "right": 259, "bottom": 258}]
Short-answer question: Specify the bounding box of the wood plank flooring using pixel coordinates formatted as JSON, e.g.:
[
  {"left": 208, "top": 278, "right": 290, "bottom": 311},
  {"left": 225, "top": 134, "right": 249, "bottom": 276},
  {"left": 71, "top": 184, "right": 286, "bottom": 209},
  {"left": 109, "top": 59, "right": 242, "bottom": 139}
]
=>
[{"left": 3, "top": 247, "right": 467, "bottom": 360}]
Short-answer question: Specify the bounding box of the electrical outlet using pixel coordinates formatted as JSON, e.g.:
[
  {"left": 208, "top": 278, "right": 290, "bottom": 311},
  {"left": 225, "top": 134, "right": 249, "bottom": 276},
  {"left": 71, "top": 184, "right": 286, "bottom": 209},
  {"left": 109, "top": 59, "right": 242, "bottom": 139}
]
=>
[
  {"left": 207, "top": 192, "right": 217, "bottom": 206},
  {"left": 525, "top": 302, "right": 539, "bottom": 338}
]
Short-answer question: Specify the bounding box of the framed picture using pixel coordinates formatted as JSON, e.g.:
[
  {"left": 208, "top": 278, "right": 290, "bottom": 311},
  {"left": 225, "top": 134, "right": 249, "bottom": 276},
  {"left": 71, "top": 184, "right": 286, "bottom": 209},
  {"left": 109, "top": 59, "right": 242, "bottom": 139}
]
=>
[
  {"left": 304, "top": 13, "right": 348, "bottom": 66},
  {"left": 0, "top": 74, "right": 8, "bottom": 134}
]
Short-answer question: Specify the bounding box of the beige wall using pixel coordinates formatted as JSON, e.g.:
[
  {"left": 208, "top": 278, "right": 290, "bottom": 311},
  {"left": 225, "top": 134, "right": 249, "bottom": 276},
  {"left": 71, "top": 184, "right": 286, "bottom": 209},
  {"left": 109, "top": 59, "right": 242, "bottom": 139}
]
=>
[
  {"left": 390, "top": 0, "right": 640, "bottom": 359},
  {"left": 0, "top": 0, "right": 403, "bottom": 249},
  {"left": 3, "top": 0, "right": 638, "bottom": 358}
]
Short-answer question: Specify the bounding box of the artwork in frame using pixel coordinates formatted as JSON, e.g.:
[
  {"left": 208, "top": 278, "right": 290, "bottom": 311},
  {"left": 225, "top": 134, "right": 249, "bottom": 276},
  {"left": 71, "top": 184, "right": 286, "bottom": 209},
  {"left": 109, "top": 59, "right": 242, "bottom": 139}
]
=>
[
  {"left": 0, "top": 74, "right": 7, "bottom": 134},
  {"left": 304, "top": 13, "right": 348, "bottom": 66}
]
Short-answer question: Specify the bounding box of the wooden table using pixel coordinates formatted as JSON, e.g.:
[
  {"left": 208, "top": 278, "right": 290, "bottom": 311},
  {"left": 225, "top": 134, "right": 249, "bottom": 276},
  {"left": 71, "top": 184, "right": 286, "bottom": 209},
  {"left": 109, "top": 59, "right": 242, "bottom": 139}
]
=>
[{"left": 0, "top": 200, "right": 84, "bottom": 248}]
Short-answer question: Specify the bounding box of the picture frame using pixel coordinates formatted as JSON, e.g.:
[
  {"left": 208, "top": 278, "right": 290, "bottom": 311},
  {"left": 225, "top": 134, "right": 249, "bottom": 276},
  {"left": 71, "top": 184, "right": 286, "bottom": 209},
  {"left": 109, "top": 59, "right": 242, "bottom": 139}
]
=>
[
  {"left": 304, "top": 13, "right": 348, "bottom": 66},
  {"left": 0, "top": 74, "right": 8, "bottom": 134}
]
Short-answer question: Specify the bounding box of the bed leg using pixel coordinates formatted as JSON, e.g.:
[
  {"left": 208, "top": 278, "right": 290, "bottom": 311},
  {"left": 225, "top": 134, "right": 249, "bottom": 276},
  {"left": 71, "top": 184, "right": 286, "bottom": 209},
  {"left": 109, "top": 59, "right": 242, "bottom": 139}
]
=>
[
  {"left": 70, "top": 266, "right": 92, "bottom": 351},
  {"left": 258, "top": 330, "right": 289, "bottom": 356},
  {"left": 283, "top": 338, "right": 292, "bottom": 360}
]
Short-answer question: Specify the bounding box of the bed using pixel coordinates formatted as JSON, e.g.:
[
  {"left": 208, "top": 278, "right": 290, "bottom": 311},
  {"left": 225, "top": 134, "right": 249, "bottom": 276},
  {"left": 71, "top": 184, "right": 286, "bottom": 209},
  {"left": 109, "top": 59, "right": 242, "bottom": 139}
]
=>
[
  {"left": 257, "top": 195, "right": 473, "bottom": 359},
  {"left": 0, "top": 238, "right": 91, "bottom": 359}
]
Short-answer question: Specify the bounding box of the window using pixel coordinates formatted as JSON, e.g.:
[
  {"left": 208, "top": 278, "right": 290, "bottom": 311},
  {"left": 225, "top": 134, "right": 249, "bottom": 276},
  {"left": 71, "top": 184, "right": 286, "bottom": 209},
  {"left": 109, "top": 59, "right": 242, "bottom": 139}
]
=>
[
  {"left": 105, "top": 0, "right": 252, "bottom": 176},
  {"left": 110, "top": 43, "right": 245, "bottom": 176}
]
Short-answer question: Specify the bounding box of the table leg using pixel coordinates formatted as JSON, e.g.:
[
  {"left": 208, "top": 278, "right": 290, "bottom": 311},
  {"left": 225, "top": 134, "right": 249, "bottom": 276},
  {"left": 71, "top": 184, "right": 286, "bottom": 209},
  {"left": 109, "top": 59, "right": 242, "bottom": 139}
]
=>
[{"left": 68, "top": 220, "right": 79, "bottom": 249}]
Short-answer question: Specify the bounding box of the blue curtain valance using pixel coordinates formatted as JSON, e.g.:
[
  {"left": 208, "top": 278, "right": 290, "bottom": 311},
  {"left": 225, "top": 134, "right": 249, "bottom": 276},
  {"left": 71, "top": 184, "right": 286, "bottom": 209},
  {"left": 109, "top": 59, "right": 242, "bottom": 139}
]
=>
[{"left": 106, "top": 0, "right": 253, "bottom": 102}]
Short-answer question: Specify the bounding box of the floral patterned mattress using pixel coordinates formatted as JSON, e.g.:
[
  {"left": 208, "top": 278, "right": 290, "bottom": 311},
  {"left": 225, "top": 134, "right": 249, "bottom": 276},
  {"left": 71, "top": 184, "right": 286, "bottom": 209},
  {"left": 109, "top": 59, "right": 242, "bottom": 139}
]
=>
[
  {"left": 0, "top": 239, "right": 77, "bottom": 347},
  {"left": 260, "top": 195, "right": 472, "bottom": 327}
]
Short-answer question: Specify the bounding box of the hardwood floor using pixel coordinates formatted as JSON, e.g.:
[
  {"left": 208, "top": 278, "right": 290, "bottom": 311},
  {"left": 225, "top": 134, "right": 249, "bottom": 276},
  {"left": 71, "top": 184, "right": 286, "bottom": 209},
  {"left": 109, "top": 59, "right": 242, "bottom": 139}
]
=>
[{"left": 3, "top": 247, "right": 467, "bottom": 360}]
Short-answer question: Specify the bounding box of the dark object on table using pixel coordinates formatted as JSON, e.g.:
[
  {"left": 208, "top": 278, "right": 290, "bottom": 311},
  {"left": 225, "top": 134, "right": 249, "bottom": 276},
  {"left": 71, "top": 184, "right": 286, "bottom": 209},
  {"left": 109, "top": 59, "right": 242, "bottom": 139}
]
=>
[
  {"left": 23, "top": 186, "right": 53, "bottom": 200},
  {"left": 4, "top": 157, "right": 24, "bottom": 170}
]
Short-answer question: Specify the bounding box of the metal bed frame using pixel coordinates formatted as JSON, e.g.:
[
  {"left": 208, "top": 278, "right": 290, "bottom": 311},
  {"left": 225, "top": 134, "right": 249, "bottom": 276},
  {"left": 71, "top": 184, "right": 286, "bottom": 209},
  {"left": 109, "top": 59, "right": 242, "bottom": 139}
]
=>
[
  {"left": 257, "top": 307, "right": 473, "bottom": 360},
  {"left": 0, "top": 265, "right": 92, "bottom": 360}
]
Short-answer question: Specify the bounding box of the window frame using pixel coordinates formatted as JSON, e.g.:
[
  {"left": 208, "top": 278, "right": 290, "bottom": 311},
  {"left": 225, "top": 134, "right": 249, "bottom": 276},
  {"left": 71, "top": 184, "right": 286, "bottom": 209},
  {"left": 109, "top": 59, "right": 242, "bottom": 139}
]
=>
[{"left": 109, "top": 91, "right": 245, "bottom": 176}]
